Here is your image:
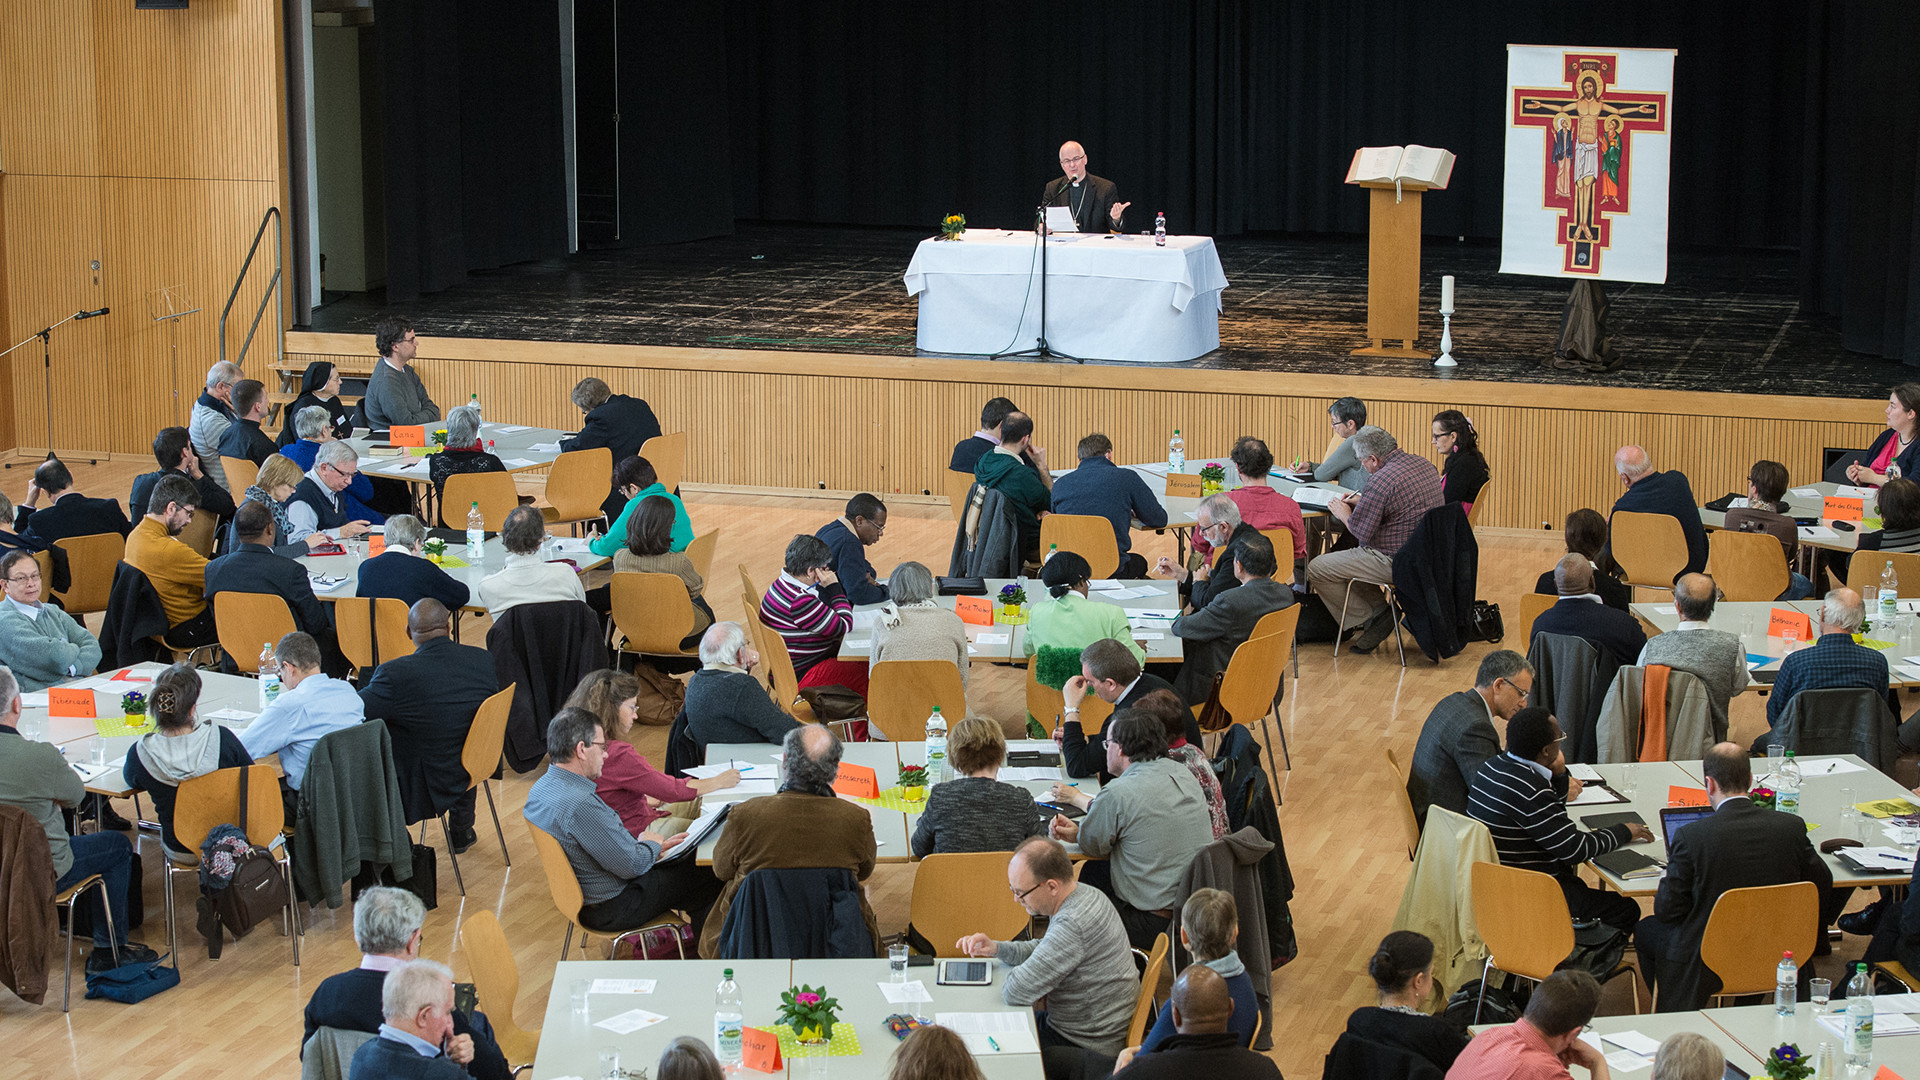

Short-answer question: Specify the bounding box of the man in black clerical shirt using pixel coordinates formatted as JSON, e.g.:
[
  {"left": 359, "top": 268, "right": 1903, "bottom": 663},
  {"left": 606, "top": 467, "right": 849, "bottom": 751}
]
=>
[{"left": 1041, "top": 141, "right": 1129, "bottom": 234}]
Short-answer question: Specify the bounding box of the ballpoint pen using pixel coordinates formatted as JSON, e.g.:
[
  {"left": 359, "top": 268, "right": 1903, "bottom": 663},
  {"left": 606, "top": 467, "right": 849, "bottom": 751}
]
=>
[{"left": 987, "top": 1038, "right": 1001, "bottom": 1052}]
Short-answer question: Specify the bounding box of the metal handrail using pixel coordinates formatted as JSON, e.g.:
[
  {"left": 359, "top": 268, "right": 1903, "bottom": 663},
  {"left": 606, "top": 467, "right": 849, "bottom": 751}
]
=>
[{"left": 219, "top": 205, "right": 284, "bottom": 373}]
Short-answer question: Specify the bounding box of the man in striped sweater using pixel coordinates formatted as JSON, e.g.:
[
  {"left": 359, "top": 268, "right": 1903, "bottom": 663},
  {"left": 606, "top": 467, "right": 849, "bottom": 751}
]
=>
[
  {"left": 759, "top": 533, "right": 869, "bottom": 697},
  {"left": 1468, "top": 707, "right": 1654, "bottom": 931}
]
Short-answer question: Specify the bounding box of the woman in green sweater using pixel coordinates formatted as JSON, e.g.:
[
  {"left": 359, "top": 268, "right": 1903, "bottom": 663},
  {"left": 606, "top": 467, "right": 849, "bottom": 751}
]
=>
[
  {"left": 0, "top": 550, "right": 101, "bottom": 691},
  {"left": 590, "top": 454, "right": 692, "bottom": 557},
  {"left": 1022, "top": 551, "right": 1145, "bottom": 666}
]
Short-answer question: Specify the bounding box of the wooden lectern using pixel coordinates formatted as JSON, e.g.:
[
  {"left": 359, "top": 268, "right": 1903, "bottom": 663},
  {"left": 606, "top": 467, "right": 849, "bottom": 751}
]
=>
[{"left": 1351, "top": 181, "right": 1432, "bottom": 359}]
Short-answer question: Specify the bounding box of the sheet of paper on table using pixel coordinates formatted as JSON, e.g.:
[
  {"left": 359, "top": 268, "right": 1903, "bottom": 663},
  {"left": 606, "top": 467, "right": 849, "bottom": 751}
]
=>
[
  {"left": 1801, "top": 526, "right": 1839, "bottom": 539},
  {"left": 71, "top": 762, "right": 116, "bottom": 783},
  {"left": 527, "top": 442, "right": 562, "bottom": 453},
  {"left": 973, "top": 632, "right": 1011, "bottom": 645},
  {"left": 877, "top": 980, "right": 933, "bottom": 1004},
  {"left": 1835, "top": 484, "right": 1874, "bottom": 499},
  {"left": 499, "top": 458, "right": 538, "bottom": 469},
  {"left": 487, "top": 425, "right": 532, "bottom": 434},
  {"left": 843, "top": 638, "right": 871, "bottom": 649},
  {"left": 1567, "top": 763, "right": 1604, "bottom": 783},
  {"left": 1104, "top": 586, "right": 1162, "bottom": 600},
  {"left": 589, "top": 978, "right": 656, "bottom": 994},
  {"left": 19, "top": 692, "right": 49, "bottom": 709},
  {"left": 204, "top": 707, "right": 258, "bottom": 725},
  {"left": 684, "top": 760, "right": 777, "bottom": 781},
  {"left": 1595, "top": 1031, "right": 1662, "bottom": 1056},
  {"left": 999, "top": 767, "right": 1064, "bottom": 783},
  {"left": 1289, "top": 487, "right": 1342, "bottom": 508},
  {"left": 1568, "top": 784, "right": 1627, "bottom": 806},
  {"left": 1087, "top": 579, "right": 1125, "bottom": 591},
  {"left": 1820, "top": 1011, "right": 1920, "bottom": 1038},
  {"left": 1851, "top": 845, "right": 1916, "bottom": 870},
  {"left": 851, "top": 610, "right": 880, "bottom": 631},
  {"left": 1796, "top": 756, "right": 1871, "bottom": 776},
  {"left": 594, "top": 1008, "right": 668, "bottom": 1034},
  {"left": 724, "top": 779, "right": 778, "bottom": 795},
  {"left": 1134, "top": 632, "right": 1166, "bottom": 640},
  {"left": 1791, "top": 487, "right": 1823, "bottom": 498},
  {"left": 933, "top": 1012, "right": 1041, "bottom": 1055},
  {"left": 1124, "top": 609, "right": 1176, "bottom": 622},
  {"left": 549, "top": 538, "right": 593, "bottom": 555}
]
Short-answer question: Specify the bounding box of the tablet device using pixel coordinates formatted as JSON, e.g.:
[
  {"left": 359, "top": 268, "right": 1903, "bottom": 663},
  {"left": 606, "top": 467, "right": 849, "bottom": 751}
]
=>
[{"left": 936, "top": 959, "right": 992, "bottom": 986}]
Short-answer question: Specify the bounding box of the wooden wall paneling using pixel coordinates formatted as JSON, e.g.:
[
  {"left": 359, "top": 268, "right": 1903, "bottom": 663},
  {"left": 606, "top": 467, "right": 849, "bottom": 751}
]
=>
[
  {"left": 0, "top": 0, "right": 102, "bottom": 177},
  {"left": 2, "top": 176, "right": 107, "bottom": 453},
  {"left": 0, "top": 174, "right": 11, "bottom": 451}
]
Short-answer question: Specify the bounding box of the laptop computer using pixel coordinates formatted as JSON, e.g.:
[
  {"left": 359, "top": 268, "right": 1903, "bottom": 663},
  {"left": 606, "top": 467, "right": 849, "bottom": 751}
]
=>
[{"left": 1660, "top": 804, "right": 1718, "bottom": 849}]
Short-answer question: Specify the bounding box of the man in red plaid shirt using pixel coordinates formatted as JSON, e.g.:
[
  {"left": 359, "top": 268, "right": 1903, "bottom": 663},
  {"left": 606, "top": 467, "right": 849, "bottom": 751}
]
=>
[{"left": 1306, "top": 426, "right": 1442, "bottom": 653}]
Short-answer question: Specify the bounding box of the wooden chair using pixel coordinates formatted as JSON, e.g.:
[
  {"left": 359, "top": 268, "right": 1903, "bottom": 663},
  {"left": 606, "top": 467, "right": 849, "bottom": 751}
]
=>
[
  {"left": 31, "top": 548, "right": 55, "bottom": 593},
  {"left": 458, "top": 909, "right": 540, "bottom": 1068},
  {"left": 526, "top": 819, "right": 688, "bottom": 960},
  {"left": 1610, "top": 511, "right": 1689, "bottom": 591},
  {"left": 1259, "top": 526, "right": 1297, "bottom": 570},
  {"left": 945, "top": 470, "right": 975, "bottom": 522},
  {"left": 1466, "top": 481, "right": 1491, "bottom": 527},
  {"left": 909, "top": 853, "right": 1031, "bottom": 957},
  {"left": 1330, "top": 576, "right": 1408, "bottom": 665},
  {"left": 2, "top": 809, "right": 117, "bottom": 1011},
  {"left": 441, "top": 472, "right": 520, "bottom": 530},
  {"left": 610, "top": 572, "right": 701, "bottom": 661},
  {"left": 1205, "top": 605, "right": 1298, "bottom": 776},
  {"left": 179, "top": 506, "right": 219, "bottom": 558},
  {"left": 1024, "top": 662, "right": 1113, "bottom": 734},
  {"left": 220, "top": 455, "right": 259, "bottom": 495},
  {"left": 739, "top": 563, "right": 763, "bottom": 612},
  {"left": 164, "top": 764, "right": 300, "bottom": 973},
  {"left": 52, "top": 532, "right": 123, "bottom": 616},
  {"left": 214, "top": 591, "right": 298, "bottom": 672},
  {"left": 1706, "top": 530, "right": 1791, "bottom": 602},
  {"left": 1847, "top": 550, "right": 1920, "bottom": 596},
  {"left": 684, "top": 529, "right": 720, "bottom": 584},
  {"left": 438, "top": 685, "right": 518, "bottom": 896},
  {"left": 742, "top": 603, "right": 816, "bottom": 723},
  {"left": 639, "top": 432, "right": 687, "bottom": 493},
  {"left": 1875, "top": 960, "right": 1920, "bottom": 992},
  {"left": 1126, "top": 932, "right": 1172, "bottom": 1045},
  {"left": 867, "top": 660, "right": 967, "bottom": 742},
  {"left": 1385, "top": 748, "right": 1421, "bottom": 860},
  {"left": 1039, "top": 514, "right": 1121, "bottom": 580},
  {"left": 1513, "top": 592, "right": 1558, "bottom": 649},
  {"left": 333, "top": 596, "right": 414, "bottom": 674},
  {"left": 1471, "top": 861, "right": 1637, "bottom": 1019},
  {"left": 540, "top": 447, "right": 612, "bottom": 535},
  {"left": 1699, "top": 882, "right": 1819, "bottom": 1005}
]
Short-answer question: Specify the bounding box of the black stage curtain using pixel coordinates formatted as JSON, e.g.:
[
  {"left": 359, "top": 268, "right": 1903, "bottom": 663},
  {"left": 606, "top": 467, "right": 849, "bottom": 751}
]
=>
[
  {"left": 376, "top": 0, "right": 570, "bottom": 301},
  {"left": 609, "top": 5, "right": 735, "bottom": 247}
]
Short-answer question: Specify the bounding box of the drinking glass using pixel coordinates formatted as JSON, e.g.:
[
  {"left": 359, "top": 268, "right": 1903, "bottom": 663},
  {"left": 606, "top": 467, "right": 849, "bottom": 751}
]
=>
[
  {"left": 89, "top": 737, "right": 107, "bottom": 767},
  {"left": 1766, "top": 744, "right": 1786, "bottom": 785},
  {"left": 889, "top": 943, "right": 909, "bottom": 981},
  {"left": 1781, "top": 626, "right": 1799, "bottom": 652},
  {"left": 570, "top": 979, "right": 590, "bottom": 1016},
  {"left": 1811, "top": 977, "right": 1832, "bottom": 1012},
  {"left": 1619, "top": 764, "right": 1638, "bottom": 801},
  {"left": 599, "top": 1047, "right": 620, "bottom": 1080},
  {"left": 1896, "top": 824, "right": 1920, "bottom": 853}
]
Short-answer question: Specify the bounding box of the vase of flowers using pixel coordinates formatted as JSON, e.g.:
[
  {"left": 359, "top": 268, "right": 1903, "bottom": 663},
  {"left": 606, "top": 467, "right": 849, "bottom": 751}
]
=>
[
  {"left": 422, "top": 537, "right": 448, "bottom": 562},
  {"left": 430, "top": 428, "right": 449, "bottom": 448},
  {"left": 121, "top": 690, "right": 146, "bottom": 718},
  {"left": 997, "top": 582, "right": 1029, "bottom": 624},
  {"left": 1750, "top": 786, "right": 1776, "bottom": 811},
  {"left": 779, "top": 984, "right": 841, "bottom": 1044},
  {"left": 898, "top": 764, "right": 929, "bottom": 802},
  {"left": 1763, "top": 1043, "right": 1812, "bottom": 1080},
  {"left": 940, "top": 213, "right": 966, "bottom": 240},
  {"left": 1199, "top": 462, "right": 1226, "bottom": 495}
]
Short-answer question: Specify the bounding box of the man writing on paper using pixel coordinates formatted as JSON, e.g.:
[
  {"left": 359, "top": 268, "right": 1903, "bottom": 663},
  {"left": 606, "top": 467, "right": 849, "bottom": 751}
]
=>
[{"left": 1042, "top": 142, "right": 1129, "bottom": 234}]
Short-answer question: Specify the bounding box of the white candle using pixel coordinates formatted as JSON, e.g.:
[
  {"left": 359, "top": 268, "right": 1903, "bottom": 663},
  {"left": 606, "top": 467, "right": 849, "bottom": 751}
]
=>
[{"left": 1441, "top": 275, "right": 1455, "bottom": 313}]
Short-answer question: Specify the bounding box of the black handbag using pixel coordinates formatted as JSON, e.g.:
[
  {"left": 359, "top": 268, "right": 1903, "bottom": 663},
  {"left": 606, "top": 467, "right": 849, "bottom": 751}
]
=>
[
  {"left": 349, "top": 842, "right": 439, "bottom": 910},
  {"left": 1467, "top": 600, "right": 1504, "bottom": 643},
  {"left": 936, "top": 577, "right": 988, "bottom": 596}
]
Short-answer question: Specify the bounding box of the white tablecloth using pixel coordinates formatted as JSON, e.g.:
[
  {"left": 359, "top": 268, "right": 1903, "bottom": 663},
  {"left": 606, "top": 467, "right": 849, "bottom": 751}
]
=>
[{"left": 903, "top": 230, "right": 1229, "bottom": 363}]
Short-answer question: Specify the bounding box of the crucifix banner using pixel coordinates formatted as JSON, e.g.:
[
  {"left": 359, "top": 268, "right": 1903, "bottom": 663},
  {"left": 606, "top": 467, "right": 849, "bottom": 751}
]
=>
[{"left": 1501, "top": 45, "right": 1675, "bottom": 283}]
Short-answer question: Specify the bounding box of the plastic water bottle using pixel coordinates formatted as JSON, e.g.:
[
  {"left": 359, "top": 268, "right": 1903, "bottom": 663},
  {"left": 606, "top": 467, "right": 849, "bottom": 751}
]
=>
[
  {"left": 1169, "top": 429, "right": 1185, "bottom": 473},
  {"left": 1848, "top": 962, "right": 1875, "bottom": 1067},
  {"left": 926, "top": 706, "right": 949, "bottom": 784},
  {"left": 1776, "top": 951, "right": 1798, "bottom": 1015},
  {"left": 466, "top": 501, "right": 485, "bottom": 559},
  {"left": 1776, "top": 751, "right": 1802, "bottom": 816},
  {"left": 468, "top": 392, "right": 482, "bottom": 424},
  {"left": 258, "top": 643, "right": 281, "bottom": 710},
  {"left": 714, "top": 968, "right": 743, "bottom": 1062},
  {"left": 1155, "top": 211, "right": 1167, "bottom": 247},
  {"left": 1044, "top": 544, "right": 1058, "bottom": 564},
  {"left": 1883, "top": 561, "right": 1900, "bottom": 626}
]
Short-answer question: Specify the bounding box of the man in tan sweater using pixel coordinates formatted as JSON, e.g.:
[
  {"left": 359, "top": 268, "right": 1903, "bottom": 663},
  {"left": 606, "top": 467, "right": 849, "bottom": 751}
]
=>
[{"left": 125, "top": 473, "right": 215, "bottom": 645}]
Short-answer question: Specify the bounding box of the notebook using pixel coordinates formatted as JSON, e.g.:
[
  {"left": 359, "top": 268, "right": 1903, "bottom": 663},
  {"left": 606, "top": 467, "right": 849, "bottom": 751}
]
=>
[{"left": 1592, "top": 848, "right": 1663, "bottom": 879}]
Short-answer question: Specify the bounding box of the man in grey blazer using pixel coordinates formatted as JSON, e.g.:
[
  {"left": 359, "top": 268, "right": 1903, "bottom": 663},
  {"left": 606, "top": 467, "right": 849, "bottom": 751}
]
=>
[
  {"left": 1406, "top": 650, "right": 1534, "bottom": 824},
  {"left": 1637, "top": 573, "right": 1749, "bottom": 742},
  {"left": 1169, "top": 534, "right": 1294, "bottom": 705}
]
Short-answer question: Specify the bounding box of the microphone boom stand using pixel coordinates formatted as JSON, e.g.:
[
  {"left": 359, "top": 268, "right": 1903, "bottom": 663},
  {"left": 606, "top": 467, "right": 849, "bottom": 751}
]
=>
[
  {"left": 992, "top": 201, "right": 1084, "bottom": 364},
  {"left": 1, "top": 309, "right": 104, "bottom": 469}
]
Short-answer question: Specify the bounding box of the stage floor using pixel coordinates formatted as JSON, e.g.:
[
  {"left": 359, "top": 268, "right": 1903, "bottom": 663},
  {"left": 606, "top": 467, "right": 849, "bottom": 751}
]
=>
[{"left": 308, "top": 223, "right": 1896, "bottom": 400}]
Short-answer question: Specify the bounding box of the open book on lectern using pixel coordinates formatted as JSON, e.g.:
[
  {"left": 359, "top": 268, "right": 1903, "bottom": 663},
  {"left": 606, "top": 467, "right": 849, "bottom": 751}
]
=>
[{"left": 1345, "top": 145, "right": 1456, "bottom": 188}]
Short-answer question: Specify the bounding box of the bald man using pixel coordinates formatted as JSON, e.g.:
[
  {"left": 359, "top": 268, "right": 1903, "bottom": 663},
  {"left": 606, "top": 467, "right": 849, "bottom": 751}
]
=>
[
  {"left": 1109, "top": 967, "right": 1279, "bottom": 1080},
  {"left": 1637, "top": 573, "right": 1748, "bottom": 741},
  {"left": 1607, "top": 444, "right": 1708, "bottom": 576},
  {"left": 358, "top": 598, "right": 501, "bottom": 850},
  {"left": 1529, "top": 552, "right": 1648, "bottom": 665},
  {"left": 1041, "top": 141, "right": 1129, "bottom": 235}
]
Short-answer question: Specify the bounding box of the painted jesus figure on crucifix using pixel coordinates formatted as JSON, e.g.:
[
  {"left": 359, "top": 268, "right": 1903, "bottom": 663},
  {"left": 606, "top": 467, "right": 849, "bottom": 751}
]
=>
[{"left": 1525, "top": 70, "right": 1656, "bottom": 241}]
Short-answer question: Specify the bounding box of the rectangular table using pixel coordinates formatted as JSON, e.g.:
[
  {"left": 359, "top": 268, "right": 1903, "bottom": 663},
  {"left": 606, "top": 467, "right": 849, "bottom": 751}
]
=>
[
  {"left": 345, "top": 420, "right": 572, "bottom": 485},
  {"left": 1630, "top": 599, "right": 1920, "bottom": 688},
  {"left": 697, "top": 743, "right": 911, "bottom": 865},
  {"left": 894, "top": 740, "right": 1097, "bottom": 859},
  {"left": 293, "top": 533, "right": 608, "bottom": 612},
  {"left": 1699, "top": 480, "right": 1866, "bottom": 554},
  {"left": 1478, "top": 1010, "right": 1767, "bottom": 1077},
  {"left": 842, "top": 578, "right": 1184, "bottom": 665},
  {"left": 904, "top": 231, "right": 1228, "bottom": 363},
  {"left": 792, "top": 958, "right": 1044, "bottom": 1080},
  {"left": 1704, "top": 999, "right": 1920, "bottom": 1077}
]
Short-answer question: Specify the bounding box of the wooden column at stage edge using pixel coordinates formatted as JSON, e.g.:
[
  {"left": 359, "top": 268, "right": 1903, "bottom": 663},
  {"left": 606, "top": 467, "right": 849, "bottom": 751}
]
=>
[{"left": 1352, "top": 180, "right": 1434, "bottom": 360}]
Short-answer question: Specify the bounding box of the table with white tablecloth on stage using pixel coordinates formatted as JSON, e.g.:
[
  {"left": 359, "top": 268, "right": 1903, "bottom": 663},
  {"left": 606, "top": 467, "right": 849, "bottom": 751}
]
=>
[{"left": 903, "top": 230, "right": 1229, "bottom": 363}]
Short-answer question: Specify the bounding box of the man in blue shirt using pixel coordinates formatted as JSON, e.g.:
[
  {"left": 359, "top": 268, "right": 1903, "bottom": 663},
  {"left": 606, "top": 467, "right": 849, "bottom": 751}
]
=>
[
  {"left": 1050, "top": 433, "right": 1168, "bottom": 579},
  {"left": 1759, "top": 589, "right": 1893, "bottom": 752},
  {"left": 346, "top": 959, "right": 469, "bottom": 1080},
  {"left": 238, "top": 632, "right": 366, "bottom": 811},
  {"left": 814, "top": 493, "right": 888, "bottom": 605}
]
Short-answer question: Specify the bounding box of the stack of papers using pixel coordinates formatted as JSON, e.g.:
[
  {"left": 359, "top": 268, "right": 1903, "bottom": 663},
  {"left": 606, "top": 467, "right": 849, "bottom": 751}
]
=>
[
  {"left": 973, "top": 632, "right": 1011, "bottom": 646},
  {"left": 1288, "top": 487, "right": 1342, "bottom": 508},
  {"left": 309, "top": 574, "right": 350, "bottom": 592},
  {"left": 1819, "top": 1011, "right": 1920, "bottom": 1038},
  {"left": 548, "top": 537, "right": 593, "bottom": 556},
  {"left": 1567, "top": 763, "right": 1605, "bottom": 783},
  {"left": 1579, "top": 1030, "right": 1662, "bottom": 1073},
  {"left": 1847, "top": 846, "right": 1915, "bottom": 871},
  {"left": 933, "top": 1012, "right": 1040, "bottom": 1055}
]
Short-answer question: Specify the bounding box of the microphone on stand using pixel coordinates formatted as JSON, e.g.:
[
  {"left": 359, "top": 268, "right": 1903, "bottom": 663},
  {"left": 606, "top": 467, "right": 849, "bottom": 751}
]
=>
[{"left": 73, "top": 307, "right": 110, "bottom": 320}]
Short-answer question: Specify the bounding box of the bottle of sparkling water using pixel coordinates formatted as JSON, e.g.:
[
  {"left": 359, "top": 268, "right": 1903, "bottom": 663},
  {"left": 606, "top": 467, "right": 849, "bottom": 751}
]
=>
[
  {"left": 258, "top": 642, "right": 282, "bottom": 710},
  {"left": 1044, "top": 544, "right": 1057, "bottom": 564},
  {"left": 466, "top": 501, "right": 485, "bottom": 559},
  {"left": 468, "top": 391, "right": 482, "bottom": 424},
  {"left": 1776, "top": 950, "right": 1797, "bottom": 1016},
  {"left": 714, "top": 968, "right": 743, "bottom": 1062},
  {"left": 1155, "top": 211, "right": 1167, "bottom": 247},
  {"left": 1883, "top": 561, "right": 1900, "bottom": 626},
  {"left": 926, "top": 706, "right": 949, "bottom": 784},
  {"left": 1168, "top": 429, "right": 1185, "bottom": 473},
  {"left": 1776, "top": 751, "right": 1802, "bottom": 816},
  {"left": 1848, "top": 962, "right": 1875, "bottom": 1068}
]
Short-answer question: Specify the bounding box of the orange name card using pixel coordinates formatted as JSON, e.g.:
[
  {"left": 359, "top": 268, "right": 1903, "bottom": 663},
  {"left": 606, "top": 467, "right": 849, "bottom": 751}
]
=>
[
  {"left": 1768, "top": 608, "right": 1813, "bottom": 639},
  {"left": 1825, "top": 496, "right": 1865, "bottom": 521},
  {"left": 955, "top": 595, "right": 994, "bottom": 626},
  {"left": 1668, "top": 785, "right": 1709, "bottom": 807},
  {"left": 1164, "top": 472, "right": 1204, "bottom": 499},
  {"left": 740, "top": 1026, "right": 782, "bottom": 1073},
  {"left": 389, "top": 424, "right": 426, "bottom": 447},
  {"left": 368, "top": 533, "right": 386, "bottom": 556},
  {"left": 1872, "top": 1067, "right": 1904, "bottom": 1080},
  {"left": 832, "top": 762, "right": 880, "bottom": 799},
  {"left": 49, "top": 688, "right": 95, "bottom": 718}
]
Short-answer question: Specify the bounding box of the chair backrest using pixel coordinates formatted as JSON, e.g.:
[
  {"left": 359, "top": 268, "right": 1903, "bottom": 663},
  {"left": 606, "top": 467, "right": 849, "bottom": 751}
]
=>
[
  {"left": 1470, "top": 861, "right": 1575, "bottom": 981},
  {"left": 1774, "top": 688, "right": 1900, "bottom": 772},
  {"left": 53, "top": 532, "right": 123, "bottom": 616},
  {"left": 525, "top": 818, "right": 585, "bottom": 922},
  {"left": 739, "top": 563, "right": 762, "bottom": 611},
  {"left": 1699, "top": 882, "right": 1820, "bottom": 996},
  {"left": 544, "top": 447, "right": 612, "bottom": 523},
  {"left": 1023, "top": 662, "right": 1114, "bottom": 734},
  {"left": 215, "top": 590, "right": 299, "bottom": 672},
  {"left": 1609, "top": 511, "right": 1689, "bottom": 588},
  {"left": 684, "top": 529, "right": 720, "bottom": 584},
  {"left": 173, "top": 764, "right": 286, "bottom": 850},
  {"left": 867, "top": 660, "right": 967, "bottom": 741},
  {"left": 909, "top": 853, "right": 1031, "bottom": 957},
  {"left": 944, "top": 470, "right": 975, "bottom": 522},
  {"left": 221, "top": 455, "right": 259, "bottom": 495},
  {"left": 1848, "top": 550, "right": 1920, "bottom": 597},
  {"left": 1513, "top": 592, "right": 1558, "bottom": 648},
  {"left": 1258, "top": 527, "right": 1296, "bottom": 565},
  {"left": 743, "top": 603, "right": 802, "bottom": 715},
  {"left": 1466, "top": 481, "right": 1492, "bottom": 526},
  {"left": 31, "top": 549, "right": 55, "bottom": 595},
  {"left": 1385, "top": 748, "right": 1420, "bottom": 859},
  {"left": 441, "top": 472, "right": 519, "bottom": 530},
  {"left": 610, "top": 572, "right": 699, "bottom": 655},
  {"left": 639, "top": 432, "right": 687, "bottom": 493},
  {"left": 1706, "top": 530, "right": 1790, "bottom": 602},
  {"left": 1212, "top": 606, "right": 1297, "bottom": 728},
  {"left": 333, "top": 596, "right": 414, "bottom": 672},
  {"left": 1039, "top": 514, "right": 1120, "bottom": 580},
  {"left": 463, "top": 684, "right": 517, "bottom": 790},
  {"left": 180, "top": 506, "right": 219, "bottom": 558},
  {"left": 1126, "top": 932, "right": 1171, "bottom": 1045},
  {"left": 458, "top": 909, "right": 540, "bottom": 1066}
]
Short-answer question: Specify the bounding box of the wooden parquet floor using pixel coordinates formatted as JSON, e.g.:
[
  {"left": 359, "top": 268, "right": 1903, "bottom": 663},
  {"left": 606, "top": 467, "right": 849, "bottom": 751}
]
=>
[{"left": 0, "top": 456, "right": 1876, "bottom": 1078}]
